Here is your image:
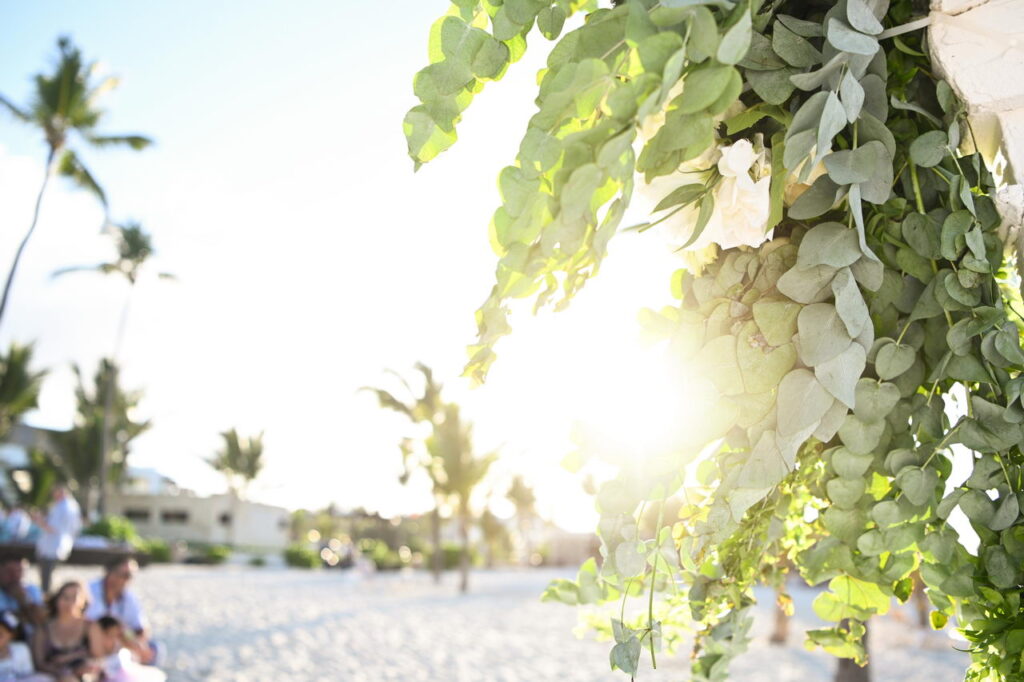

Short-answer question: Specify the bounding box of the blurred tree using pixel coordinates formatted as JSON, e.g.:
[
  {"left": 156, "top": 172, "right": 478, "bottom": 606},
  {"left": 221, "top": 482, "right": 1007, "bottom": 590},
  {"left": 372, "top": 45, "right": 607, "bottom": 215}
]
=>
[
  {"left": 206, "top": 429, "right": 264, "bottom": 548},
  {"left": 54, "top": 222, "right": 173, "bottom": 515},
  {"left": 51, "top": 359, "right": 149, "bottom": 514},
  {"left": 429, "top": 404, "right": 496, "bottom": 593},
  {"left": 479, "top": 508, "right": 511, "bottom": 568},
  {"left": 6, "top": 448, "right": 59, "bottom": 510},
  {"left": 506, "top": 475, "right": 536, "bottom": 565},
  {"left": 0, "top": 343, "right": 46, "bottom": 441},
  {"left": 0, "top": 36, "right": 151, "bottom": 330},
  {"left": 206, "top": 428, "right": 265, "bottom": 498},
  {"left": 364, "top": 363, "right": 447, "bottom": 583}
]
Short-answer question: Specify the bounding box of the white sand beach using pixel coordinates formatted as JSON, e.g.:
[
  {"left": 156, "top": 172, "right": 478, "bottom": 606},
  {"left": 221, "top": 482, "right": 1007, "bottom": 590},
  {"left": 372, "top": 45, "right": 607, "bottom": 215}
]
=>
[{"left": 48, "top": 565, "right": 968, "bottom": 681}]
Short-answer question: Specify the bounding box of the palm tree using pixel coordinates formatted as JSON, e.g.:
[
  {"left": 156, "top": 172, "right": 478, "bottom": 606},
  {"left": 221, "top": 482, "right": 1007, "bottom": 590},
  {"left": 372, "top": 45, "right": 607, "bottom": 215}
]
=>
[
  {"left": 0, "top": 36, "right": 152, "bottom": 330},
  {"left": 428, "top": 404, "right": 496, "bottom": 593},
  {"left": 54, "top": 222, "right": 173, "bottom": 516},
  {"left": 206, "top": 428, "right": 265, "bottom": 498},
  {"left": 0, "top": 343, "right": 47, "bottom": 441},
  {"left": 363, "top": 363, "right": 447, "bottom": 583},
  {"left": 506, "top": 475, "right": 537, "bottom": 565},
  {"left": 206, "top": 429, "right": 265, "bottom": 549},
  {"left": 51, "top": 359, "right": 150, "bottom": 514}
]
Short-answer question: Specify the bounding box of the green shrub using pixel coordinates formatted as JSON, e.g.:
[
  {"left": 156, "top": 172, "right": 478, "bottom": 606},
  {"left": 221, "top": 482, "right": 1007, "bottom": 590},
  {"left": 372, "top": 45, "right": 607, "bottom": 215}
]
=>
[
  {"left": 204, "top": 545, "right": 231, "bottom": 564},
  {"left": 426, "top": 543, "right": 477, "bottom": 571},
  {"left": 248, "top": 555, "right": 267, "bottom": 567},
  {"left": 357, "top": 538, "right": 404, "bottom": 570},
  {"left": 84, "top": 516, "right": 140, "bottom": 545},
  {"left": 141, "top": 538, "right": 171, "bottom": 563},
  {"left": 283, "top": 544, "right": 320, "bottom": 569}
]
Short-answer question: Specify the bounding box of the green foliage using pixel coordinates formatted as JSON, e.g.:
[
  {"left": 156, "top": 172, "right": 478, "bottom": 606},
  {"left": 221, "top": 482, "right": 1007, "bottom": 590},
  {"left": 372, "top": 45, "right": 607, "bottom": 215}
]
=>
[
  {"left": 283, "top": 544, "right": 320, "bottom": 569},
  {"left": 203, "top": 545, "right": 231, "bottom": 565},
  {"left": 141, "top": 538, "right": 171, "bottom": 563},
  {"left": 406, "top": 0, "right": 1024, "bottom": 679},
  {"left": 248, "top": 554, "right": 267, "bottom": 568},
  {"left": 428, "top": 542, "right": 480, "bottom": 571},
  {"left": 0, "top": 343, "right": 46, "bottom": 440},
  {"left": 50, "top": 359, "right": 150, "bottom": 510},
  {"left": 206, "top": 429, "right": 265, "bottom": 496},
  {"left": 84, "top": 515, "right": 140, "bottom": 545},
  {"left": 358, "top": 538, "right": 406, "bottom": 570}
]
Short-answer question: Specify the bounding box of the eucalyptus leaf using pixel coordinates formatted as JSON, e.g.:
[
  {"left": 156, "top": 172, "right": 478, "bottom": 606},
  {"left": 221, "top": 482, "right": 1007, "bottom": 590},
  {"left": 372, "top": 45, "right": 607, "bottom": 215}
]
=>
[
  {"left": 797, "top": 223, "right": 862, "bottom": 269},
  {"left": 896, "top": 466, "right": 938, "bottom": 506},
  {"left": 875, "top": 340, "right": 916, "bottom": 380},
  {"left": 816, "top": 341, "right": 867, "bottom": 408},
  {"left": 854, "top": 379, "right": 900, "bottom": 422},
  {"left": 717, "top": 10, "right": 752, "bottom": 65},
  {"left": 777, "top": 369, "right": 834, "bottom": 439},
  {"left": 839, "top": 70, "right": 865, "bottom": 123},
  {"left": 826, "top": 18, "right": 879, "bottom": 56},
  {"left": 910, "top": 131, "right": 948, "bottom": 168},
  {"left": 799, "top": 303, "right": 853, "bottom": 366},
  {"left": 789, "top": 175, "right": 842, "bottom": 219},
  {"left": 847, "top": 0, "right": 884, "bottom": 35}
]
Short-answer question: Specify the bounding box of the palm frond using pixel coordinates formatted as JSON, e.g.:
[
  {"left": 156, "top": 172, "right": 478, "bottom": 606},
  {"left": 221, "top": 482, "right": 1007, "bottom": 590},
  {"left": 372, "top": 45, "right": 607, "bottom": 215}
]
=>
[
  {"left": 359, "top": 387, "right": 414, "bottom": 419},
  {"left": 51, "top": 264, "right": 106, "bottom": 279},
  {"left": 0, "top": 95, "right": 30, "bottom": 123},
  {"left": 57, "top": 149, "right": 107, "bottom": 207},
  {"left": 86, "top": 134, "right": 153, "bottom": 151}
]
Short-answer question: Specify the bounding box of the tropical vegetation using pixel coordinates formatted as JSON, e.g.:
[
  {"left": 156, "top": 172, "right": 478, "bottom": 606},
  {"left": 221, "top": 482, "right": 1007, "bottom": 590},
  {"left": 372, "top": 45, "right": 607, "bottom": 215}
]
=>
[{"left": 405, "top": 0, "right": 1024, "bottom": 679}]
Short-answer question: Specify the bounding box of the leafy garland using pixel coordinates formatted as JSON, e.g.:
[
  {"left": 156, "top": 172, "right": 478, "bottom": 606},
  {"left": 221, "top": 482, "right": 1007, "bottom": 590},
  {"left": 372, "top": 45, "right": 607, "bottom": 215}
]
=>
[{"left": 405, "top": 0, "right": 1024, "bottom": 680}]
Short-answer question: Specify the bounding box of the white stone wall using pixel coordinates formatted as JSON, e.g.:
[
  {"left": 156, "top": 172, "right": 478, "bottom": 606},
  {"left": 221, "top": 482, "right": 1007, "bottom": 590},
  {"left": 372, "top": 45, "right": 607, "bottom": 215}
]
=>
[{"left": 929, "top": 0, "right": 1024, "bottom": 190}]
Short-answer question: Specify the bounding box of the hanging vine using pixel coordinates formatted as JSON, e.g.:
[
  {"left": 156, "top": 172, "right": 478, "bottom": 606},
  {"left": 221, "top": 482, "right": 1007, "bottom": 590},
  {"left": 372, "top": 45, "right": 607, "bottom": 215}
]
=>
[{"left": 404, "top": 0, "right": 1024, "bottom": 679}]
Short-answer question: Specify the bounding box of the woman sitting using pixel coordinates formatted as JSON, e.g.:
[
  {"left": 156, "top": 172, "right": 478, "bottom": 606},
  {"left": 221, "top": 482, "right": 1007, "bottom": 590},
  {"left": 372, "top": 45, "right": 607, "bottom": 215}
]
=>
[{"left": 30, "top": 582, "right": 100, "bottom": 682}]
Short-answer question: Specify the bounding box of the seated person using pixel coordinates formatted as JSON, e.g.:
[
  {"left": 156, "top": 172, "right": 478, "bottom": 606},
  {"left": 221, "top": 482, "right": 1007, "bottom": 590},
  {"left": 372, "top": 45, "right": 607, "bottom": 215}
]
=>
[
  {"left": 0, "top": 559, "right": 45, "bottom": 636},
  {"left": 83, "top": 561, "right": 156, "bottom": 666},
  {"left": 31, "top": 582, "right": 100, "bottom": 682},
  {"left": 90, "top": 617, "right": 165, "bottom": 682},
  {"left": 0, "top": 610, "right": 52, "bottom": 681}
]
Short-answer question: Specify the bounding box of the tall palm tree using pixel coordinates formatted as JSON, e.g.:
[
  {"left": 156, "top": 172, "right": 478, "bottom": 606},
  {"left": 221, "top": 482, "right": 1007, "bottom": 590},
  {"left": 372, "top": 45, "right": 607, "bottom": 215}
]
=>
[
  {"left": 0, "top": 36, "right": 152, "bottom": 330},
  {"left": 54, "top": 222, "right": 173, "bottom": 516},
  {"left": 428, "top": 404, "right": 496, "bottom": 594},
  {"left": 51, "top": 358, "right": 150, "bottom": 514},
  {"left": 206, "top": 428, "right": 265, "bottom": 548},
  {"left": 363, "top": 363, "right": 448, "bottom": 583},
  {"left": 206, "top": 428, "right": 265, "bottom": 498},
  {"left": 506, "top": 474, "right": 537, "bottom": 565},
  {"left": 0, "top": 342, "right": 47, "bottom": 441}
]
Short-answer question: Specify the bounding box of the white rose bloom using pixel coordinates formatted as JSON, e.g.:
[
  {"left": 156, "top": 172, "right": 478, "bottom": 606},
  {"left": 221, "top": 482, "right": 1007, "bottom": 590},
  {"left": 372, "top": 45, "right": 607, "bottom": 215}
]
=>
[{"left": 712, "top": 140, "right": 773, "bottom": 249}]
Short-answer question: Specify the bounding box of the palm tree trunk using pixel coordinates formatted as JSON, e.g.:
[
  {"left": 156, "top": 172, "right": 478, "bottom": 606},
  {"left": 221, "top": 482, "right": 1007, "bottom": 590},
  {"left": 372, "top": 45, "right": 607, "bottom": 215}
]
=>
[
  {"left": 0, "top": 148, "right": 56, "bottom": 332},
  {"left": 834, "top": 621, "right": 870, "bottom": 682},
  {"left": 431, "top": 506, "right": 442, "bottom": 584},
  {"left": 458, "top": 503, "right": 470, "bottom": 594},
  {"left": 98, "top": 288, "right": 134, "bottom": 518}
]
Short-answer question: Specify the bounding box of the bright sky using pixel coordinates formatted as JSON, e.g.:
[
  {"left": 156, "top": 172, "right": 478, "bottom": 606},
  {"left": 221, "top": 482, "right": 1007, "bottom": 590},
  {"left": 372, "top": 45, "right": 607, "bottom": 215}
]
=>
[{"left": 0, "top": 1, "right": 683, "bottom": 531}]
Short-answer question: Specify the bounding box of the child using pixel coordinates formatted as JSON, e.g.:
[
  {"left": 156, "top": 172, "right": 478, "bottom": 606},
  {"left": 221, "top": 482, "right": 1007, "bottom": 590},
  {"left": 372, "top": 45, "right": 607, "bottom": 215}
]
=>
[
  {"left": 90, "top": 618, "right": 165, "bottom": 682},
  {"left": 0, "top": 611, "right": 48, "bottom": 681}
]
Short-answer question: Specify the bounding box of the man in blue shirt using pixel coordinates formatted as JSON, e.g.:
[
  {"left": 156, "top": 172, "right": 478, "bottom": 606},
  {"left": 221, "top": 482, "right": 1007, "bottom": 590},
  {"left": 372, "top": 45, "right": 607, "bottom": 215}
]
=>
[{"left": 0, "top": 558, "right": 44, "bottom": 635}]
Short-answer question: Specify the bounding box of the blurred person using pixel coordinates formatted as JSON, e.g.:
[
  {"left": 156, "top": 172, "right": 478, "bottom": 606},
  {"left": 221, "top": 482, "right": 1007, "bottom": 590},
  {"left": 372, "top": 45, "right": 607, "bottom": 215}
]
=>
[
  {"left": 31, "top": 582, "right": 99, "bottom": 682},
  {"left": 3, "top": 508, "right": 32, "bottom": 543},
  {"left": 83, "top": 561, "right": 156, "bottom": 666},
  {"left": 89, "top": 618, "right": 164, "bottom": 682},
  {"left": 33, "top": 490, "right": 81, "bottom": 594},
  {"left": 0, "top": 560, "right": 45, "bottom": 635},
  {"left": 0, "top": 610, "right": 51, "bottom": 681}
]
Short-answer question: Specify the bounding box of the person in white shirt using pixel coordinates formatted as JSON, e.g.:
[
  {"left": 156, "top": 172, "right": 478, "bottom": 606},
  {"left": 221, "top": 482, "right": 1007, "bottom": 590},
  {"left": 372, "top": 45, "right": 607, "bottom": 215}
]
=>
[
  {"left": 84, "top": 559, "right": 157, "bottom": 665},
  {"left": 2, "top": 508, "right": 31, "bottom": 543},
  {"left": 33, "top": 488, "right": 81, "bottom": 594}
]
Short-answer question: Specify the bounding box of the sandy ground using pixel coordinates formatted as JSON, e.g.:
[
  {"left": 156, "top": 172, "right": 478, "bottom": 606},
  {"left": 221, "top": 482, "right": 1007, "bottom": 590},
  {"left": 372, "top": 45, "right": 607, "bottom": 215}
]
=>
[{"left": 47, "top": 565, "right": 968, "bottom": 682}]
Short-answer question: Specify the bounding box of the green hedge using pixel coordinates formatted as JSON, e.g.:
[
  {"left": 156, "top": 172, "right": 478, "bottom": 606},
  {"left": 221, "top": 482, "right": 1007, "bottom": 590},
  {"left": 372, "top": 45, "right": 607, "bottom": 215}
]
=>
[{"left": 283, "top": 544, "right": 320, "bottom": 569}]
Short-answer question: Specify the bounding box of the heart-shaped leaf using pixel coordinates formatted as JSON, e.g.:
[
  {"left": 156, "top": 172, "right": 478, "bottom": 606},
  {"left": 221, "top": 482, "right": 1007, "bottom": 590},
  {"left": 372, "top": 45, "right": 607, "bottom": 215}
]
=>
[{"left": 896, "top": 466, "right": 938, "bottom": 506}]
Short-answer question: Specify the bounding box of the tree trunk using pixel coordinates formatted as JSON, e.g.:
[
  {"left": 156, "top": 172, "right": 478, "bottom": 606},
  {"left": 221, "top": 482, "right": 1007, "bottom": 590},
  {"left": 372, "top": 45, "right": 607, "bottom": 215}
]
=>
[
  {"left": 431, "top": 506, "right": 442, "bottom": 584},
  {"left": 0, "top": 148, "right": 56, "bottom": 332},
  {"left": 835, "top": 621, "right": 870, "bottom": 682},
  {"left": 769, "top": 592, "right": 789, "bottom": 645},
  {"left": 98, "top": 290, "right": 134, "bottom": 519},
  {"left": 458, "top": 505, "right": 470, "bottom": 594}
]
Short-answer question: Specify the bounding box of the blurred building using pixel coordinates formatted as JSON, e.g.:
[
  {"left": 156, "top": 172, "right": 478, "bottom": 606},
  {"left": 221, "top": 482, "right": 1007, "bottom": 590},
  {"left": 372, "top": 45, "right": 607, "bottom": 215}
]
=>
[{"left": 2, "top": 423, "right": 290, "bottom": 552}]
